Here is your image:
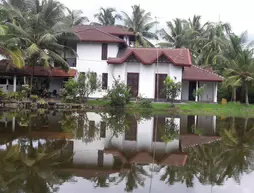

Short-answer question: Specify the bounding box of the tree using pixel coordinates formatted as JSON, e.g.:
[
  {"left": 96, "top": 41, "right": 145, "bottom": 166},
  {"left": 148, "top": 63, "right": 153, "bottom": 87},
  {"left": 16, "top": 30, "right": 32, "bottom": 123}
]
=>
[
  {"left": 0, "top": 0, "right": 76, "bottom": 91},
  {"left": 163, "top": 76, "right": 181, "bottom": 105},
  {"left": 121, "top": 5, "right": 158, "bottom": 47},
  {"left": 92, "top": 7, "right": 121, "bottom": 26},
  {"left": 61, "top": 71, "right": 101, "bottom": 103},
  {"left": 105, "top": 78, "right": 130, "bottom": 107},
  {"left": 193, "top": 85, "right": 206, "bottom": 102},
  {"left": 76, "top": 71, "right": 101, "bottom": 102},
  {"left": 158, "top": 18, "right": 190, "bottom": 48},
  {"left": 224, "top": 49, "right": 254, "bottom": 105},
  {"left": 65, "top": 8, "right": 89, "bottom": 27}
]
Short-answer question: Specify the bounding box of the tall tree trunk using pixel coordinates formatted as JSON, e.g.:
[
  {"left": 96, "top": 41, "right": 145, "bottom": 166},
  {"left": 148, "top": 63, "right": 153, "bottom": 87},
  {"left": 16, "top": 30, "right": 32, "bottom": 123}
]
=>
[{"left": 245, "top": 83, "right": 249, "bottom": 105}]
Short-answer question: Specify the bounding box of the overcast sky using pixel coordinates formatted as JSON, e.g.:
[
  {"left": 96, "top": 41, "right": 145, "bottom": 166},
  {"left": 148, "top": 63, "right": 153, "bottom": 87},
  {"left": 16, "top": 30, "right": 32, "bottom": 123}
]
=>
[{"left": 60, "top": 0, "right": 254, "bottom": 39}]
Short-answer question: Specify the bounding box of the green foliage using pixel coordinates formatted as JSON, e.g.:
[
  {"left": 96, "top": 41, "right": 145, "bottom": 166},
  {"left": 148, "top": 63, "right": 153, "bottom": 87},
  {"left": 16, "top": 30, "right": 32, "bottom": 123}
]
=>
[
  {"left": 37, "top": 98, "right": 46, "bottom": 105},
  {"left": 60, "top": 78, "right": 78, "bottom": 102},
  {"left": 0, "top": 88, "right": 6, "bottom": 99},
  {"left": 105, "top": 78, "right": 131, "bottom": 108},
  {"left": 20, "top": 84, "right": 31, "bottom": 99},
  {"left": 163, "top": 76, "right": 181, "bottom": 104},
  {"left": 161, "top": 118, "right": 179, "bottom": 143},
  {"left": 92, "top": 7, "right": 122, "bottom": 26},
  {"left": 76, "top": 72, "right": 101, "bottom": 102},
  {"left": 61, "top": 71, "right": 101, "bottom": 103},
  {"left": 136, "top": 95, "right": 152, "bottom": 108},
  {"left": 193, "top": 85, "right": 206, "bottom": 102},
  {"left": 122, "top": 5, "right": 158, "bottom": 47},
  {"left": 30, "top": 95, "right": 38, "bottom": 102}
]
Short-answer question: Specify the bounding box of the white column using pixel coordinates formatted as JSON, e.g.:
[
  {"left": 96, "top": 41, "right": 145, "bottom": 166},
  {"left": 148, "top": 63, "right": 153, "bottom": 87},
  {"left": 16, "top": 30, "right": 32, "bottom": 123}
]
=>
[
  {"left": 13, "top": 75, "right": 17, "bottom": 92},
  {"left": 12, "top": 117, "right": 15, "bottom": 132},
  {"left": 214, "top": 82, "right": 218, "bottom": 103},
  {"left": 24, "top": 77, "right": 26, "bottom": 85},
  {"left": 195, "top": 81, "right": 199, "bottom": 102}
]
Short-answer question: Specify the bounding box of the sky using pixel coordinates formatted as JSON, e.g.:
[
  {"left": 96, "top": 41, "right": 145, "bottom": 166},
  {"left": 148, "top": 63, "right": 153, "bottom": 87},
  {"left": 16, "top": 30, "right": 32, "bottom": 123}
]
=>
[{"left": 60, "top": 0, "right": 254, "bottom": 40}]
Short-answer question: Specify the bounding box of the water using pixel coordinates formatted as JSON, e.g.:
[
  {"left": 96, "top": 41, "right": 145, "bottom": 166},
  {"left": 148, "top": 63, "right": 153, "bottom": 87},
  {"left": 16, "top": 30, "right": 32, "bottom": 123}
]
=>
[{"left": 0, "top": 110, "right": 253, "bottom": 193}]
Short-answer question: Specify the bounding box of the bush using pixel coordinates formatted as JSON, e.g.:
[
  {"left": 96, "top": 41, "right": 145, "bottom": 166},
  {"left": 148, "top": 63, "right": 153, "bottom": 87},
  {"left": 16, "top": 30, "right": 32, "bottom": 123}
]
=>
[
  {"left": 0, "top": 89, "right": 6, "bottom": 100},
  {"left": 105, "top": 78, "right": 131, "bottom": 108},
  {"left": 21, "top": 84, "right": 31, "bottom": 99},
  {"left": 30, "top": 95, "right": 38, "bottom": 102},
  {"left": 137, "top": 95, "right": 152, "bottom": 108},
  {"left": 38, "top": 98, "right": 46, "bottom": 105},
  {"left": 164, "top": 76, "right": 181, "bottom": 105},
  {"left": 60, "top": 78, "right": 78, "bottom": 102}
]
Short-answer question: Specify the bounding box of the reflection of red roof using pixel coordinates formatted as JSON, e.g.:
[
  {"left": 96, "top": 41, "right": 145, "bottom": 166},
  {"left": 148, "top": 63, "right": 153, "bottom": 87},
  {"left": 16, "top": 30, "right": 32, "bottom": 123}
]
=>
[
  {"left": 181, "top": 134, "right": 221, "bottom": 149},
  {"left": 107, "top": 48, "right": 192, "bottom": 66},
  {"left": 129, "top": 152, "right": 156, "bottom": 164},
  {"left": 73, "top": 25, "right": 135, "bottom": 36},
  {"left": 159, "top": 152, "right": 188, "bottom": 166},
  {"left": 183, "top": 65, "right": 223, "bottom": 82},
  {"left": 74, "top": 27, "right": 126, "bottom": 44}
]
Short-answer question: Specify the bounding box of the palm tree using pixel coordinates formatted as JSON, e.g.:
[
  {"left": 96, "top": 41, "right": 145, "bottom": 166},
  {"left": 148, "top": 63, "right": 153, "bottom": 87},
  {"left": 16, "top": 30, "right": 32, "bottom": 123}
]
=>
[
  {"left": 224, "top": 49, "right": 254, "bottom": 105},
  {"left": 194, "top": 22, "right": 231, "bottom": 66},
  {"left": 0, "top": 0, "right": 76, "bottom": 90},
  {"left": 158, "top": 18, "right": 190, "bottom": 48},
  {"left": 121, "top": 5, "right": 158, "bottom": 47},
  {"left": 65, "top": 8, "right": 89, "bottom": 27},
  {"left": 92, "top": 7, "right": 121, "bottom": 26}
]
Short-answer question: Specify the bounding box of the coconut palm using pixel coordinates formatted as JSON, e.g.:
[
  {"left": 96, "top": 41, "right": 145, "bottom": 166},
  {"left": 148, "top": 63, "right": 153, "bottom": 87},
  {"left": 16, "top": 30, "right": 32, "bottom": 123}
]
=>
[
  {"left": 224, "top": 49, "right": 254, "bottom": 105},
  {"left": 0, "top": 0, "right": 76, "bottom": 90},
  {"left": 92, "top": 7, "right": 121, "bottom": 26},
  {"left": 158, "top": 18, "right": 190, "bottom": 48},
  {"left": 121, "top": 5, "right": 158, "bottom": 47},
  {"left": 65, "top": 8, "right": 89, "bottom": 27},
  {"left": 194, "top": 22, "right": 231, "bottom": 66}
]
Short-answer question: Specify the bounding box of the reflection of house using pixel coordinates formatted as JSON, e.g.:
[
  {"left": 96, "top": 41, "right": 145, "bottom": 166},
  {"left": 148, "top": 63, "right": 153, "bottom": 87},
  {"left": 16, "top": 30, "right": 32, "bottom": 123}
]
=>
[{"left": 65, "top": 112, "right": 220, "bottom": 178}]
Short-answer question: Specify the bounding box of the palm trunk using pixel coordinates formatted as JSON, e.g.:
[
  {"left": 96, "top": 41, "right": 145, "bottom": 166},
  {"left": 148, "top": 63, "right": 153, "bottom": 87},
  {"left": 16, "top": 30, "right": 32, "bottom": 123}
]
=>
[{"left": 245, "top": 83, "right": 249, "bottom": 105}]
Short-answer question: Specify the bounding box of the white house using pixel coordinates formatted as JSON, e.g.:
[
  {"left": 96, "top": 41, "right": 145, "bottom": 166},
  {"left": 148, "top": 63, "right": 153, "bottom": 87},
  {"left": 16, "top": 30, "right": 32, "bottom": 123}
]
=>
[{"left": 0, "top": 25, "right": 223, "bottom": 102}]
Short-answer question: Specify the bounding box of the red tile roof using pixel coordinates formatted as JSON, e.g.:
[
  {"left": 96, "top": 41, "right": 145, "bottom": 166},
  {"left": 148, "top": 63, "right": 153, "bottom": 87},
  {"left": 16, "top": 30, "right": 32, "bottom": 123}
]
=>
[
  {"left": 73, "top": 25, "right": 135, "bottom": 36},
  {"left": 74, "top": 27, "right": 126, "bottom": 44},
  {"left": 0, "top": 60, "right": 77, "bottom": 77},
  {"left": 24, "top": 66, "right": 77, "bottom": 77},
  {"left": 180, "top": 134, "right": 221, "bottom": 149},
  {"left": 107, "top": 48, "right": 192, "bottom": 67},
  {"left": 183, "top": 65, "right": 223, "bottom": 82}
]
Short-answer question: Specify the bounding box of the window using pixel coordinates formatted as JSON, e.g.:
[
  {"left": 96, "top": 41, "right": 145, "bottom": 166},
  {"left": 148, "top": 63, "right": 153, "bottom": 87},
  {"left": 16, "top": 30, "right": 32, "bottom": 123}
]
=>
[
  {"left": 100, "top": 121, "right": 106, "bottom": 138},
  {"left": 102, "top": 73, "right": 108, "bottom": 90},
  {"left": 101, "top": 43, "right": 108, "bottom": 60},
  {"left": 0, "top": 78, "right": 6, "bottom": 84}
]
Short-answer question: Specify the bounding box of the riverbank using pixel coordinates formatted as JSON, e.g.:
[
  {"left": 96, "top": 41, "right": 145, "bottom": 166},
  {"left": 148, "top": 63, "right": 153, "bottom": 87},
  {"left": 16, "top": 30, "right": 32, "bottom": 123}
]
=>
[{"left": 88, "top": 100, "right": 254, "bottom": 117}]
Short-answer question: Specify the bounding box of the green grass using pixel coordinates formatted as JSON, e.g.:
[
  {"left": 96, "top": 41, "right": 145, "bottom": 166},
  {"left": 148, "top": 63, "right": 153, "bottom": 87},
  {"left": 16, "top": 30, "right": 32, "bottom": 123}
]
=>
[{"left": 87, "top": 100, "right": 254, "bottom": 118}]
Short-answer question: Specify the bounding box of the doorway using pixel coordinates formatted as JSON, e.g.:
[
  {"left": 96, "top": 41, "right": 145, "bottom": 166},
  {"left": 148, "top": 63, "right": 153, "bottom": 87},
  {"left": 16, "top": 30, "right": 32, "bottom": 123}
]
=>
[
  {"left": 127, "top": 73, "right": 139, "bottom": 97},
  {"left": 188, "top": 81, "right": 196, "bottom": 101},
  {"left": 155, "top": 74, "right": 167, "bottom": 100}
]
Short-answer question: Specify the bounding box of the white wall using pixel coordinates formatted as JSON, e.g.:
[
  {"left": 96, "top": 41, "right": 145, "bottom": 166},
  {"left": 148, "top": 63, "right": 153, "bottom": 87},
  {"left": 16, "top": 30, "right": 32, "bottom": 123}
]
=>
[{"left": 76, "top": 42, "right": 119, "bottom": 98}]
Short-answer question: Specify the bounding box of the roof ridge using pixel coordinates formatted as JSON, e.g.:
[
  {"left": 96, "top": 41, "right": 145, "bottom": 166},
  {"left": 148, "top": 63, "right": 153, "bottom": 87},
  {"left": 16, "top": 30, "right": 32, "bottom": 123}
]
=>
[
  {"left": 93, "top": 27, "right": 125, "bottom": 42},
  {"left": 193, "top": 65, "right": 224, "bottom": 79}
]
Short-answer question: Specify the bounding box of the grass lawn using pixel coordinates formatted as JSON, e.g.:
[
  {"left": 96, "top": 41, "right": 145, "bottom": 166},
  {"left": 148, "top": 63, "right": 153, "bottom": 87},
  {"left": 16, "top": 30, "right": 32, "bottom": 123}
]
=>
[{"left": 87, "top": 100, "right": 254, "bottom": 118}]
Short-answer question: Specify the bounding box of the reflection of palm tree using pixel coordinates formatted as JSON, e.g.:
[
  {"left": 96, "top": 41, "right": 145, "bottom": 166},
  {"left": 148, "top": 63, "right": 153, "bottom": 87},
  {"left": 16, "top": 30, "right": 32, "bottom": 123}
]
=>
[
  {"left": 160, "top": 165, "right": 195, "bottom": 187},
  {"left": 116, "top": 164, "right": 151, "bottom": 192},
  {"left": 219, "top": 117, "right": 254, "bottom": 183},
  {"left": 0, "top": 139, "right": 73, "bottom": 193},
  {"left": 90, "top": 175, "right": 116, "bottom": 188}
]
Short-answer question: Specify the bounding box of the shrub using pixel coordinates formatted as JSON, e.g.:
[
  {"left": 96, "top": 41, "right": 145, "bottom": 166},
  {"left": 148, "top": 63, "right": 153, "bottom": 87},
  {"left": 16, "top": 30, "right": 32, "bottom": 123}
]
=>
[
  {"left": 21, "top": 84, "right": 31, "bottom": 99},
  {"left": 30, "top": 95, "right": 38, "bottom": 102},
  {"left": 60, "top": 71, "right": 101, "bottom": 103},
  {"left": 105, "top": 78, "right": 131, "bottom": 108},
  {"left": 137, "top": 95, "right": 152, "bottom": 108},
  {"left": 0, "top": 89, "right": 6, "bottom": 100},
  {"left": 38, "top": 98, "right": 46, "bottom": 105},
  {"left": 164, "top": 76, "right": 181, "bottom": 105}
]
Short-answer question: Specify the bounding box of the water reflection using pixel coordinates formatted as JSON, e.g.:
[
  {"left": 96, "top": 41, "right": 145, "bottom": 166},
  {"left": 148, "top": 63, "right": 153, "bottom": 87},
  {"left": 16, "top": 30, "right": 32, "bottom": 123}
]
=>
[{"left": 0, "top": 110, "right": 254, "bottom": 192}]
